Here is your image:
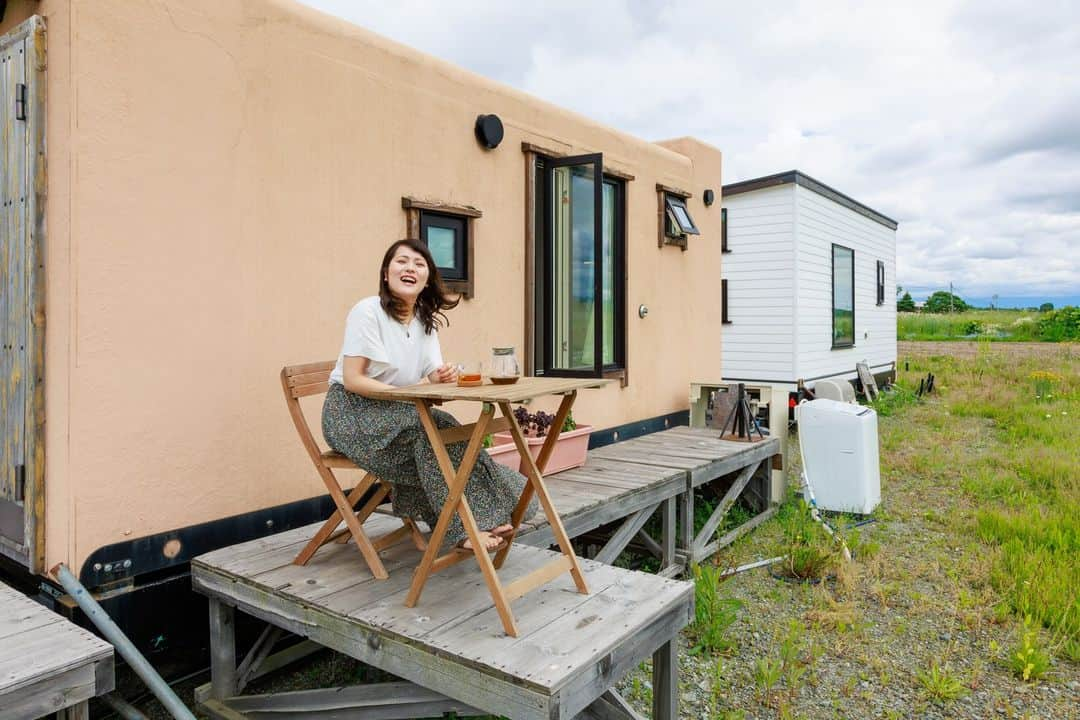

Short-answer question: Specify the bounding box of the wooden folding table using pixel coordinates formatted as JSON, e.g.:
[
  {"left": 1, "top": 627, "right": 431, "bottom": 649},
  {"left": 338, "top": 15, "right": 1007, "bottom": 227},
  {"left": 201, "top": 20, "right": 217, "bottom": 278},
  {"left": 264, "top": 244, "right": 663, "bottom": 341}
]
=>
[{"left": 369, "top": 377, "right": 609, "bottom": 637}]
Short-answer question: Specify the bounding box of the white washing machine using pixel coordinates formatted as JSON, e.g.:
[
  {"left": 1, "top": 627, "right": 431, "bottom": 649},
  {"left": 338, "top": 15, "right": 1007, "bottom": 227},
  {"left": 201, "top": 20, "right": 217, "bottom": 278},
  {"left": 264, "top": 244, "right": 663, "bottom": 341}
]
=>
[{"left": 796, "top": 399, "right": 880, "bottom": 514}]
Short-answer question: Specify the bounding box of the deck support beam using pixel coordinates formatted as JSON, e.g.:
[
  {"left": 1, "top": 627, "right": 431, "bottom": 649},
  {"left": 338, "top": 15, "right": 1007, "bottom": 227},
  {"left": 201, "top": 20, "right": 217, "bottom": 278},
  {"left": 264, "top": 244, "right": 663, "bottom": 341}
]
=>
[
  {"left": 208, "top": 598, "right": 237, "bottom": 701},
  {"left": 652, "top": 639, "right": 678, "bottom": 720},
  {"left": 594, "top": 503, "right": 659, "bottom": 565}
]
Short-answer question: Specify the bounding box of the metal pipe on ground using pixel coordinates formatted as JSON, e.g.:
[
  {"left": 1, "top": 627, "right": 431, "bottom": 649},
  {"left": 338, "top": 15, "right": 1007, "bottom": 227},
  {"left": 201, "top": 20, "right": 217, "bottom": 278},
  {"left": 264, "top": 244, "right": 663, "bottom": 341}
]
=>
[
  {"left": 51, "top": 563, "right": 198, "bottom": 720},
  {"left": 719, "top": 555, "right": 785, "bottom": 578},
  {"left": 101, "top": 692, "right": 151, "bottom": 720}
]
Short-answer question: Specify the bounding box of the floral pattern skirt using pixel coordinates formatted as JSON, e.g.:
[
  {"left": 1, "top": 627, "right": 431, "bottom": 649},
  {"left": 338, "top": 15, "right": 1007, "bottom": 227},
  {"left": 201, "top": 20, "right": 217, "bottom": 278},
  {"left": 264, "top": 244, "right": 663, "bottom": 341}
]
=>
[{"left": 322, "top": 383, "right": 537, "bottom": 547}]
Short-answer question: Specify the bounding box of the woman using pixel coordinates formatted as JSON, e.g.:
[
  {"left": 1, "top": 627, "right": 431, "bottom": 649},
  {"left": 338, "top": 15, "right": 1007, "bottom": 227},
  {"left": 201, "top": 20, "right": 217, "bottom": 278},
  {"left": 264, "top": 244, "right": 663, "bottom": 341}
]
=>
[{"left": 322, "top": 239, "right": 536, "bottom": 551}]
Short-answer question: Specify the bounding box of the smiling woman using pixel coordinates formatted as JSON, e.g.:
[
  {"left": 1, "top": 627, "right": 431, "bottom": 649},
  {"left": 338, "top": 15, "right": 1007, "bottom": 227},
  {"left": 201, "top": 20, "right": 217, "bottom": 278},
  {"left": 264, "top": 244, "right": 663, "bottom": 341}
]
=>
[{"left": 321, "top": 239, "right": 538, "bottom": 552}]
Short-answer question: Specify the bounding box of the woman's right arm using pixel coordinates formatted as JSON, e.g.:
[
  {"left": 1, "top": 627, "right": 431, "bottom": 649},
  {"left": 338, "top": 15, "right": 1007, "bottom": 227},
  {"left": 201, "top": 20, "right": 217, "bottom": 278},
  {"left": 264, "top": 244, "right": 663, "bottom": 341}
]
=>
[{"left": 341, "top": 355, "right": 395, "bottom": 398}]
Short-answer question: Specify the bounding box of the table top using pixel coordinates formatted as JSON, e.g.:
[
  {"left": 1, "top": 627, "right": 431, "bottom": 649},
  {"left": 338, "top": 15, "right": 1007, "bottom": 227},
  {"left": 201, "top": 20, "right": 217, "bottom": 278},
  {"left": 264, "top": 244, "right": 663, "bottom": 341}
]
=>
[{"left": 367, "top": 376, "right": 611, "bottom": 404}]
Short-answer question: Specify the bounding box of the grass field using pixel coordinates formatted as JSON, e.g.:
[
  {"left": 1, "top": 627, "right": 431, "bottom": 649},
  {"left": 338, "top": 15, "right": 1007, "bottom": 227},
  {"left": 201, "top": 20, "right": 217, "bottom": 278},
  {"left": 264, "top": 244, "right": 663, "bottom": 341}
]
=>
[
  {"left": 654, "top": 341, "right": 1080, "bottom": 718},
  {"left": 896, "top": 344, "right": 1078, "bottom": 650},
  {"left": 898, "top": 307, "right": 1080, "bottom": 342}
]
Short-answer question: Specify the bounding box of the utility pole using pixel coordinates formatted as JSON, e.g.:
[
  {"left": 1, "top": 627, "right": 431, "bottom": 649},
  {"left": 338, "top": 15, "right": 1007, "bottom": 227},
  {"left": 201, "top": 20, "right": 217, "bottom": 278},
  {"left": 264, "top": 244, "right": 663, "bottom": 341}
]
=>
[{"left": 949, "top": 282, "right": 954, "bottom": 313}]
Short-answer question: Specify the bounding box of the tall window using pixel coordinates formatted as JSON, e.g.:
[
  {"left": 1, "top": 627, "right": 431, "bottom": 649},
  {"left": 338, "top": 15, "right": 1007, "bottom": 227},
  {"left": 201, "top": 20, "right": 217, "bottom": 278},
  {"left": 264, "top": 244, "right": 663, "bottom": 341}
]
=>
[
  {"left": 721, "top": 208, "right": 729, "bottom": 253},
  {"left": 535, "top": 154, "right": 625, "bottom": 377},
  {"left": 722, "top": 279, "right": 731, "bottom": 324},
  {"left": 832, "top": 244, "right": 855, "bottom": 348},
  {"left": 876, "top": 260, "right": 885, "bottom": 305}
]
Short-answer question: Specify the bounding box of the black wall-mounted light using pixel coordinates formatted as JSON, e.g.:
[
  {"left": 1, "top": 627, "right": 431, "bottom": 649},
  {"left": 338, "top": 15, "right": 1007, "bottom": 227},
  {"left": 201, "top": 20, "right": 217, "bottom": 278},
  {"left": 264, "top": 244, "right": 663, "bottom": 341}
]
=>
[
  {"left": 474, "top": 114, "right": 504, "bottom": 150},
  {"left": 703, "top": 189, "right": 715, "bottom": 206}
]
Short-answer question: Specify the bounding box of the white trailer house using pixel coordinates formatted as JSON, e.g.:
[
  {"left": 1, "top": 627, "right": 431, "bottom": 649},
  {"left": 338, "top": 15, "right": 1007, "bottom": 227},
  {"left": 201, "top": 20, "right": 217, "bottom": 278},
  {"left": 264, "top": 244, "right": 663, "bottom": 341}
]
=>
[
  {"left": 689, "top": 171, "right": 896, "bottom": 502},
  {"left": 720, "top": 171, "right": 897, "bottom": 393}
]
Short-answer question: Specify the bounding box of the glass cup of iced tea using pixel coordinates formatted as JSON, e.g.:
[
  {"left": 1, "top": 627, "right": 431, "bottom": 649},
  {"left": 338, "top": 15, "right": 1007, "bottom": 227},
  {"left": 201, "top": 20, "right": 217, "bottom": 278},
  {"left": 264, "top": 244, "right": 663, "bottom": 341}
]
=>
[{"left": 455, "top": 361, "right": 483, "bottom": 386}]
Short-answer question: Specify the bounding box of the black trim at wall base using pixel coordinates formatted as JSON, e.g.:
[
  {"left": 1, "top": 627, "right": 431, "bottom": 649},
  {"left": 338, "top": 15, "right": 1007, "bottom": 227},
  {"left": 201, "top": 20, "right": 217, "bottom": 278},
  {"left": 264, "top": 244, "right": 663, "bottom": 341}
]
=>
[
  {"left": 589, "top": 410, "right": 689, "bottom": 449},
  {"left": 79, "top": 494, "right": 339, "bottom": 587}
]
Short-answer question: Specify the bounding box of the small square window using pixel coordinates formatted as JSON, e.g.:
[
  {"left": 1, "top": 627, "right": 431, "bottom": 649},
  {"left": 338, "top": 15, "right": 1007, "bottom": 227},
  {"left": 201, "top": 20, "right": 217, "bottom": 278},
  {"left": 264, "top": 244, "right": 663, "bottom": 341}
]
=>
[
  {"left": 403, "top": 197, "right": 479, "bottom": 298},
  {"left": 664, "top": 194, "right": 700, "bottom": 237},
  {"left": 420, "top": 211, "right": 467, "bottom": 282}
]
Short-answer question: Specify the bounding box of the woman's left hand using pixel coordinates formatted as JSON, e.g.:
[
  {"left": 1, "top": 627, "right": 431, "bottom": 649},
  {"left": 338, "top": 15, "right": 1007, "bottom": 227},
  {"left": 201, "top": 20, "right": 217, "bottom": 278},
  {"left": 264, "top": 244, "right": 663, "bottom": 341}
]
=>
[{"left": 430, "top": 363, "right": 457, "bottom": 384}]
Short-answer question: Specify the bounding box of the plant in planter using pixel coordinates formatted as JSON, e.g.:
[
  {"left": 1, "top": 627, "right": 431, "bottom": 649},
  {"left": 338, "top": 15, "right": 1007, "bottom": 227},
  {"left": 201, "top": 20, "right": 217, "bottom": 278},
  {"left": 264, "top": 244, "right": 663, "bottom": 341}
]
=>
[
  {"left": 482, "top": 433, "right": 523, "bottom": 472},
  {"left": 495, "top": 408, "right": 592, "bottom": 475}
]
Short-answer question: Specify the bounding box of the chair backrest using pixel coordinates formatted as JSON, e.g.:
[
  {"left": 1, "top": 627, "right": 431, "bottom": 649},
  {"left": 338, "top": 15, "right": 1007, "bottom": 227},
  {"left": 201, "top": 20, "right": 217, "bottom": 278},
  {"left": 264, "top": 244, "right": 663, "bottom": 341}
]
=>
[
  {"left": 282, "top": 361, "right": 335, "bottom": 400},
  {"left": 281, "top": 361, "right": 336, "bottom": 466}
]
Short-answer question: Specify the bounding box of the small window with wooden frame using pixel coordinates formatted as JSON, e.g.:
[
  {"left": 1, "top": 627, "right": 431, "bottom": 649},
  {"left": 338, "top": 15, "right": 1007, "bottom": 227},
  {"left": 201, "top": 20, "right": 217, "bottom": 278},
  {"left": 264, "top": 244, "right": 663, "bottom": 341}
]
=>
[
  {"left": 657, "top": 184, "right": 697, "bottom": 250},
  {"left": 402, "top": 197, "right": 481, "bottom": 298}
]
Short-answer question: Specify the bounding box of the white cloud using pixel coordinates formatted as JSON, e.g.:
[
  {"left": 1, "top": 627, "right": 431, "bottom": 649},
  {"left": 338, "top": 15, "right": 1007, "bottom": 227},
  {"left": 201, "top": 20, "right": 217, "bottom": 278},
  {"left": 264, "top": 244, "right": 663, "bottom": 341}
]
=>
[{"left": 298, "top": 0, "right": 1080, "bottom": 303}]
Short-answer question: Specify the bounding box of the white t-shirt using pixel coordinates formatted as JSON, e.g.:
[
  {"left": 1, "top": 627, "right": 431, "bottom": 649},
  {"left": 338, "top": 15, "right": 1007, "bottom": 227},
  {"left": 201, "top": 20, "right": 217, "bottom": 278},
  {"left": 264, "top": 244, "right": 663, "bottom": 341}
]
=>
[{"left": 329, "top": 296, "right": 443, "bottom": 387}]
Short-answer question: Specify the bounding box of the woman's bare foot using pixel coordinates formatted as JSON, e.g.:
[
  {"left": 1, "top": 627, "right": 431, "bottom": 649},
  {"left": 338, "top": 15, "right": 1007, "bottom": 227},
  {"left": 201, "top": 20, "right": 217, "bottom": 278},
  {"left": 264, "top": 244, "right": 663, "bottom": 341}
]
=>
[
  {"left": 491, "top": 524, "right": 514, "bottom": 536},
  {"left": 460, "top": 531, "right": 504, "bottom": 551}
]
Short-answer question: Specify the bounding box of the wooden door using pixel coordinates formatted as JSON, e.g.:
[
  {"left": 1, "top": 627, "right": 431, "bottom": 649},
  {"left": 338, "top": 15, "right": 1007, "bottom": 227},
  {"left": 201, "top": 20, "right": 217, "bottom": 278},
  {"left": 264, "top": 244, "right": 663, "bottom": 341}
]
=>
[{"left": 0, "top": 16, "right": 45, "bottom": 573}]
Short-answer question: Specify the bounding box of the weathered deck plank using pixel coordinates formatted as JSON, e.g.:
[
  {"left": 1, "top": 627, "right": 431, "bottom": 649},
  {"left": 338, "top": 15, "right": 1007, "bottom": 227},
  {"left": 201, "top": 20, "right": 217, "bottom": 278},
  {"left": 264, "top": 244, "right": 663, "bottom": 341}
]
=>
[{"left": 0, "top": 582, "right": 114, "bottom": 720}]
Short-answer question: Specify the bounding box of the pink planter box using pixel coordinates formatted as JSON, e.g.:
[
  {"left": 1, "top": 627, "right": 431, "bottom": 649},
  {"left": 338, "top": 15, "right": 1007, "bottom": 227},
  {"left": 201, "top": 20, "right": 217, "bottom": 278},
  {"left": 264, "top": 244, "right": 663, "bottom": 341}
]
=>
[
  {"left": 493, "top": 425, "right": 593, "bottom": 476},
  {"left": 485, "top": 441, "right": 523, "bottom": 471}
]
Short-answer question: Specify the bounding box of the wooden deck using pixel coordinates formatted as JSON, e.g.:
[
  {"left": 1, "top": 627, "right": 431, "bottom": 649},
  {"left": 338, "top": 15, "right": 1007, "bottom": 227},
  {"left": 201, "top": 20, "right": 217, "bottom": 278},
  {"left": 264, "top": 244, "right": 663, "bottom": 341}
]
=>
[
  {"left": 0, "top": 581, "right": 114, "bottom": 720},
  {"left": 192, "top": 517, "right": 692, "bottom": 720},
  {"left": 523, "top": 427, "right": 782, "bottom": 568},
  {"left": 190, "top": 424, "right": 781, "bottom": 719}
]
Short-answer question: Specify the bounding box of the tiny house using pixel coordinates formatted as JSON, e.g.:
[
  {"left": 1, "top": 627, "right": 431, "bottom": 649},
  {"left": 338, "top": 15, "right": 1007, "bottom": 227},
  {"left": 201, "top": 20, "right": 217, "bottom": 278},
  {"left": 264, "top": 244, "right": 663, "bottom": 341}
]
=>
[
  {"left": 0, "top": 0, "right": 724, "bottom": 656},
  {"left": 720, "top": 170, "right": 897, "bottom": 395}
]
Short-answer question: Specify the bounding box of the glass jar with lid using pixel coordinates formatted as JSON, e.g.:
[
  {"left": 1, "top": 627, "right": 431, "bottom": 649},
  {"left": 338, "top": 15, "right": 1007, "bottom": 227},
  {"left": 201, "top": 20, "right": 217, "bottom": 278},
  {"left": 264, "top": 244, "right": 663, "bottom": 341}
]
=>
[{"left": 490, "top": 346, "right": 520, "bottom": 382}]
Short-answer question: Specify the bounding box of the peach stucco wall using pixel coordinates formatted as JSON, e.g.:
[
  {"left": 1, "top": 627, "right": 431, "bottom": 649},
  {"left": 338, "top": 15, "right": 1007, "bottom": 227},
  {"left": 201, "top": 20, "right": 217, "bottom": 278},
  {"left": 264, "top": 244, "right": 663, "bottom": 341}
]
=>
[{"left": 7, "top": 0, "right": 724, "bottom": 575}]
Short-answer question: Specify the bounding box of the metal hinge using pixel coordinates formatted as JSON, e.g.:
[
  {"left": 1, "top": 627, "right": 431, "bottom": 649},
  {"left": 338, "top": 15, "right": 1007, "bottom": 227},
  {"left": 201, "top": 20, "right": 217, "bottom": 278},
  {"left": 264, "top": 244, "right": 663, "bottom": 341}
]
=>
[
  {"left": 15, "top": 83, "right": 27, "bottom": 121},
  {"left": 14, "top": 465, "right": 26, "bottom": 501}
]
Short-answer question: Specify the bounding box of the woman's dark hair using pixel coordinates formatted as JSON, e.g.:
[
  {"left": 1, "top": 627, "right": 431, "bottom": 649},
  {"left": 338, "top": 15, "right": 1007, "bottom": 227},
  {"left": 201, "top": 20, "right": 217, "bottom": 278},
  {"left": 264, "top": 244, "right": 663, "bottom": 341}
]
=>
[{"left": 378, "top": 238, "right": 460, "bottom": 334}]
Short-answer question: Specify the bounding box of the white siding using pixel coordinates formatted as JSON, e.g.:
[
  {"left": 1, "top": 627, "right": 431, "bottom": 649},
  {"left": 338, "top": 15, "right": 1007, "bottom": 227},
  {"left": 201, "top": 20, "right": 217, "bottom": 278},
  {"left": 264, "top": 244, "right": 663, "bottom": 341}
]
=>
[
  {"left": 721, "top": 185, "right": 797, "bottom": 381},
  {"left": 793, "top": 185, "right": 896, "bottom": 382}
]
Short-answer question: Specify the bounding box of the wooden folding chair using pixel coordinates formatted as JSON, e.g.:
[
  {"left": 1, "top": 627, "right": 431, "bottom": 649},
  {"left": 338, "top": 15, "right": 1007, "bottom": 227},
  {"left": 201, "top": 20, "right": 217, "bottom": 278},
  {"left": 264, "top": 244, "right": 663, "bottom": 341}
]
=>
[{"left": 281, "top": 362, "right": 426, "bottom": 579}]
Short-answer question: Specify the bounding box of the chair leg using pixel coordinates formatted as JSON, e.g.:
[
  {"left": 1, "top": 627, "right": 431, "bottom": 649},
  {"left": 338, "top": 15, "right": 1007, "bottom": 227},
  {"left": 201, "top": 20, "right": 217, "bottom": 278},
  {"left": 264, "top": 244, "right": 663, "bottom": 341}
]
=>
[
  {"left": 334, "top": 485, "right": 390, "bottom": 544},
  {"left": 293, "top": 473, "right": 375, "bottom": 566},
  {"left": 297, "top": 470, "right": 389, "bottom": 579}
]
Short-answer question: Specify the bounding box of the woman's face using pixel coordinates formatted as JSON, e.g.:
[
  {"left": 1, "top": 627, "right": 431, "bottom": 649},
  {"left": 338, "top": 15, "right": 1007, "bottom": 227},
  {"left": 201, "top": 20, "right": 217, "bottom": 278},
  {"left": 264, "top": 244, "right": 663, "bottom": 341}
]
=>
[{"left": 384, "top": 245, "right": 430, "bottom": 303}]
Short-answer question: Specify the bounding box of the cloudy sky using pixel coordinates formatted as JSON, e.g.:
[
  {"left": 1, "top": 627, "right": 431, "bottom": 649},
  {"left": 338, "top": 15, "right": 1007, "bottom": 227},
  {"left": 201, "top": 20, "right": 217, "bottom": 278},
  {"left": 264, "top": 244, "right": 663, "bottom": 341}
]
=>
[{"left": 299, "top": 0, "right": 1079, "bottom": 307}]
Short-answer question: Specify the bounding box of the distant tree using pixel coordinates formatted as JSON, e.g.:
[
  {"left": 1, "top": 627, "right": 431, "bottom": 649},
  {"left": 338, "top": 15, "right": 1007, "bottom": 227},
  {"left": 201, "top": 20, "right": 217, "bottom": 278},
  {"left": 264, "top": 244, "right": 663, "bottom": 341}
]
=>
[
  {"left": 1039, "top": 302, "right": 1054, "bottom": 312},
  {"left": 897, "top": 292, "right": 916, "bottom": 312},
  {"left": 925, "top": 291, "right": 969, "bottom": 313}
]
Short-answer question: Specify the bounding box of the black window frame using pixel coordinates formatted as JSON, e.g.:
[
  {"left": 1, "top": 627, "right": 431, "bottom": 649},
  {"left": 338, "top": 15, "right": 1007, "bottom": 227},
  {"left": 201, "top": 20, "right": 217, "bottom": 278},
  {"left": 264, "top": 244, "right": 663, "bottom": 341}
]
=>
[
  {"left": 419, "top": 210, "right": 468, "bottom": 283},
  {"left": 876, "top": 260, "right": 885, "bottom": 305},
  {"left": 664, "top": 193, "right": 700, "bottom": 237},
  {"left": 832, "top": 243, "right": 856, "bottom": 349},
  {"left": 721, "top": 207, "right": 729, "bottom": 253},
  {"left": 722, "top": 278, "right": 731, "bottom": 324},
  {"left": 533, "top": 153, "right": 626, "bottom": 379}
]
